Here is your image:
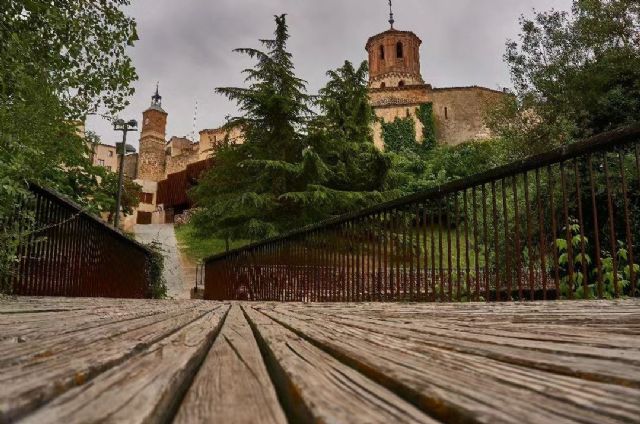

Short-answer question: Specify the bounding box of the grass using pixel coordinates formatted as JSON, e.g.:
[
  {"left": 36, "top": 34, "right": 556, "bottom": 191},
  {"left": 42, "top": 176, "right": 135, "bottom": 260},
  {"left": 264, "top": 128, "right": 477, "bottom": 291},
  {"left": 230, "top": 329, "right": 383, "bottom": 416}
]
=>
[{"left": 174, "top": 223, "right": 248, "bottom": 262}]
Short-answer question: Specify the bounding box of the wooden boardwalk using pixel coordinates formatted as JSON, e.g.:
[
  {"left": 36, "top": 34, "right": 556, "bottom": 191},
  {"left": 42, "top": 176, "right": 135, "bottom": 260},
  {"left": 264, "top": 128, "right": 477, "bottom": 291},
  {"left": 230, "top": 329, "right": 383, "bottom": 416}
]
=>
[{"left": 1, "top": 298, "right": 640, "bottom": 423}]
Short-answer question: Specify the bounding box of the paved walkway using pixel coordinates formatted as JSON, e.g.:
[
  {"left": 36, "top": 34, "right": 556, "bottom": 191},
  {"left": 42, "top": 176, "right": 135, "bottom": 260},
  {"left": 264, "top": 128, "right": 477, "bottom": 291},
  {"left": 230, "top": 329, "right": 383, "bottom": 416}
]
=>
[{"left": 134, "top": 224, "right": 190, "bottom": 299}]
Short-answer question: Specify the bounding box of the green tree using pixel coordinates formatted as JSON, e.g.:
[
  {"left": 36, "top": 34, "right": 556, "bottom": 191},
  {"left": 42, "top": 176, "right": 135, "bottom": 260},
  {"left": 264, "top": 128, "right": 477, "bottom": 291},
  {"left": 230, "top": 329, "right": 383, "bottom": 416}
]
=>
[
  {"left": 491, "top": 0, "right": 640, "bottom": 152},
  {"left": 298, "top": 61, "right": 391, "bottom": 217},
  {"left": 0, "top": 0, "right": 138, "bottom": 287},
  {"left": 192, "top": 15, "right": 314, "bottom": 242}
]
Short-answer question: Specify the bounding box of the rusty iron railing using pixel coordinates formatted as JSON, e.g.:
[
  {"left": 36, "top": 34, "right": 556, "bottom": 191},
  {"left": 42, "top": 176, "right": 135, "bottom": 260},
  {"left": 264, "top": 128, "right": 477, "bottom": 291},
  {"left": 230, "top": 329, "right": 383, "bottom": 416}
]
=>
[
  {"left": 204, "top": 126, "right": 640, "bottom": 302},
  {"left": 3, "top": 184, "right": 155, "bottom": 298}
]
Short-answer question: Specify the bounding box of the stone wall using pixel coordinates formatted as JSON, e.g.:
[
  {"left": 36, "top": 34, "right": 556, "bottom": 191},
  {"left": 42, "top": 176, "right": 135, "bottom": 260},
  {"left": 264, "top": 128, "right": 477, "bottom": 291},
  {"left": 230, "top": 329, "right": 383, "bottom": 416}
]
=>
[
  {"left": 198, "top": 125, "right": 244, "bottom": 161},
  {"left": 430, "top": 87, "right": 505, "bottom": 146},
  {"left": 137, "top": 136, "right": 166, "bottom": 182},
  {"left": 370, "top": 85, "right": 506, "bottom": 149},
  {"left": 123, "top": 153, "right": 138, "bottom": 179},
  {"left": 165, "top": 151, "right": 200, "bottom": 176}
]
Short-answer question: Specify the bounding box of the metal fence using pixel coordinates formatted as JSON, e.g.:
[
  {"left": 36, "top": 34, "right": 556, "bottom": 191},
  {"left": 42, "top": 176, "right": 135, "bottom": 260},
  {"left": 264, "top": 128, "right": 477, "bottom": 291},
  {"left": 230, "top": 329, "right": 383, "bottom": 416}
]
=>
[
  {"left": 3, "top": 184, "right": 155, "bottom": 298},
  {"left": 157, "top": 158, "right": 213, "bottom": 209},
  {"left": 204, "top": 126, "right": 640, "bottom": 302}
]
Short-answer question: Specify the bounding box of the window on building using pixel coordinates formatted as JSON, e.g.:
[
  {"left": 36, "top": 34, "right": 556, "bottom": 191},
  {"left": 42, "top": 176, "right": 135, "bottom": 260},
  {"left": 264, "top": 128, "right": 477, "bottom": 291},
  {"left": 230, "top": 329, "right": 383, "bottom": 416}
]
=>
[
  {"left": 445, "top": 107, "right": 449, "bottom": 120},
  {"left": 139, "top": 192, "right": 153, "bottom": 204},
  {"left": 379, "top": 45, "right": 385, "bottom": 60},
  {"left": 106, "top": 166, "right": 112, "bottom": 172},
  {"left": 398, "top": 80, "right": 405, "bottom": 87},
  {"left": 380, "top": 82, "right": 386, "bottom": 89},
  {"left": 98, "top": 159, "right": 105, "bottom": 166},
  {"left": 108, "top": 151, "right": 114, "bottom": 157},
  {"left": 396, "top": 42, "right": 404, "bottom": 59}
]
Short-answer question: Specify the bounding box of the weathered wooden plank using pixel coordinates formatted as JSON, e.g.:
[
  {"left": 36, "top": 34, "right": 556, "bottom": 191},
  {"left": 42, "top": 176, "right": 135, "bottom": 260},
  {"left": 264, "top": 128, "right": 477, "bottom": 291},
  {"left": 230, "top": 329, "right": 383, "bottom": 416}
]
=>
[
  {"left": 258, "top": 304, "right": 640, "bottom": 424},
  {"left": 174, "top": 304, "right": 287, "bottom": 424},
  {"left": 0, "top": 303, "right": 220, "bottom": 422},
  {"left": 19, "top": 305, "right": 229, "bottom": 424},
  {"left": 243, "top": 306, "right": 437, "bottom": 424},
  {"left": 279, "top": 306, "right": 640, "bottom": 382},
  {"left": 0, "top": 300, "right": 206, "bottom": 343}
]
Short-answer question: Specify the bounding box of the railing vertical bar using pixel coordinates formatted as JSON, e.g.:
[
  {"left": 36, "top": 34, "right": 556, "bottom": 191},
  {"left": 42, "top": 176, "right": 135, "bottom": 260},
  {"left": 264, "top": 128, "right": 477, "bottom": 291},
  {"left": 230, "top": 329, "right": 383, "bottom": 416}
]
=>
[
  {"left": 414, "top": 204, "right": 420, "bottom": 301},
  {"left": 603, "top": 152, "right": 621, "bottom": 297},
  {"left": 491, "top": 180, "right": 500, "bottom": 301},
  {"left": 438, "top": 199, "right": 445, "bottom": 302},
  {"left": 446, "top": 194, "right": 453, "bottom": 302},
  {"left": 392, "top": 209, "right": 403, "bottom": 302},
  {"left": 472, "top": 187, "right": 480, "bottom": 301},
  {"left": 574, "top": 159, "right": 589, "bottom": 299},
  {"left": 512, "top": 175, "right": 523, "bottom": 300},
  {"left": 454, "top": 193, "right": 461, "bottom": 301},
  {"left": 502, "top": 179, "right": 512, "bottom": 300},
  {"left": 619, "top": 150, "right": 636, "bottom": 298},
  {"left": 481, "top": 184, "right": 489, "bottom": 301},
  {"left": 548, "top": 165, "right": 561, "bottom": 297},
  {"left": 524, "top": 171, "right": 535, "bottom": 300},
  {"left": 560, "top": 162, "right": 575, "bottom": 299},
  {"left": 409, "top": 207, "right": 415, "bottom": 301},
  {"left": 535, "top": 169, "right": 548, "bottom": 300},
  {"left": 463, "top": 190, "right": 471, "bottom": 300}
]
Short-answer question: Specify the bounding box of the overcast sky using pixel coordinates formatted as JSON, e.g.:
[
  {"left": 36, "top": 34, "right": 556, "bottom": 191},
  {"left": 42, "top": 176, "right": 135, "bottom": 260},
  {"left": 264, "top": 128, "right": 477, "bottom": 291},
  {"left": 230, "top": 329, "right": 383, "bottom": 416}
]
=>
[{"left": 86, "top": 0, "right": 573, "bottom": 147}]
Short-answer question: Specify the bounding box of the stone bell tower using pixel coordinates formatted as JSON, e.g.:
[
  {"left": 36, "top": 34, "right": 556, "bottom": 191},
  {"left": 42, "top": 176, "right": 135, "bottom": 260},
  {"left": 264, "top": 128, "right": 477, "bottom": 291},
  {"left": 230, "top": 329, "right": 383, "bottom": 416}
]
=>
[
  {"left": 137, "top": 84, "right": 168, "bottom": 182},
  {"left": 365, "top": 1, "right": 424, "bottom": 89}
]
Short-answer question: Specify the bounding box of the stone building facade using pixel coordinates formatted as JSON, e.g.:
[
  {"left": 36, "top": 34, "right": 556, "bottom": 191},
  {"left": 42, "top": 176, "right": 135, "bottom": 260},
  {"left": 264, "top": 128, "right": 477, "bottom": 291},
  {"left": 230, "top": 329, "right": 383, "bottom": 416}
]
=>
[
  {"left": 366, "top": 27, "right": 506, "bottom": 149},
  {"left": 88, "top": 142, "right": 118, "bottom": 173}
]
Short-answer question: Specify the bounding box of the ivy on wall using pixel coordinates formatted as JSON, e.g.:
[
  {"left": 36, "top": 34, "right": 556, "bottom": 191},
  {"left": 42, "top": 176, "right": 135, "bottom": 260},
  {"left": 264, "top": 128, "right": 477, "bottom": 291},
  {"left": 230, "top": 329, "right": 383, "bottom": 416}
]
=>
[
  {"left": 417, "top": 102, "right": 437, "bottom": 150},
  {"left": 381, "top": 102, "right": 437, "bottom": 153},
  {"left": 382, "top": 116, "right": 417, "bottom": 153}
]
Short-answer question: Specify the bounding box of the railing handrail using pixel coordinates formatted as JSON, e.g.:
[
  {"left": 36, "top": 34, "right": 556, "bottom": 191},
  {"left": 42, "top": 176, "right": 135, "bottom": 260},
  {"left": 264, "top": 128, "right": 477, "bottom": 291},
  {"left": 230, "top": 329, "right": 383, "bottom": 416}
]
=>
[
  {"left": 29, "top": 183, "right": 154, "bottom": 257},
  {"left": 204, "top": 124, "right": 640, "bottom": 264}
]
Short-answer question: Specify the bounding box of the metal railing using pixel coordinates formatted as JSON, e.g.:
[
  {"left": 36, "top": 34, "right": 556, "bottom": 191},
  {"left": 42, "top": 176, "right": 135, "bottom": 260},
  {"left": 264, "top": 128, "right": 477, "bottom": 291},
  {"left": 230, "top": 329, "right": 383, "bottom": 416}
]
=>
[
  {"left": 204, "top": 126, "right": 640, "bottom": 302},
  {"left": 3, "top": 184, "right": 155, "bottom": 298}
]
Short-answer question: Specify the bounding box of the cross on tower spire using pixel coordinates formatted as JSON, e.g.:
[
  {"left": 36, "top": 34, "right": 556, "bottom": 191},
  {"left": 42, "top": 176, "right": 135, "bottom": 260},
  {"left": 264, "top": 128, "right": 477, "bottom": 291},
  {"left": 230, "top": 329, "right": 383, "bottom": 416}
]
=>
[
  {"left": 388, "top": 0, "right": 395, "bottom": 29},
  {"left": 151, "top": 81, "right": 162, "bottom": 107}
]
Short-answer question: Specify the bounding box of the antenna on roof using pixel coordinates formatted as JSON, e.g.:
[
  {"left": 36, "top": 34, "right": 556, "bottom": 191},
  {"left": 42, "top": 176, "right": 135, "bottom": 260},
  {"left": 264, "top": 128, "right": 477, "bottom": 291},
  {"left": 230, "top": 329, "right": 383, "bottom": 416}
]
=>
[
  {"left": 388, "top": 0, "right": 395, "bottom": 29},
  {"left": 190, "top": 98, "right": 198, "bottom": 141}
]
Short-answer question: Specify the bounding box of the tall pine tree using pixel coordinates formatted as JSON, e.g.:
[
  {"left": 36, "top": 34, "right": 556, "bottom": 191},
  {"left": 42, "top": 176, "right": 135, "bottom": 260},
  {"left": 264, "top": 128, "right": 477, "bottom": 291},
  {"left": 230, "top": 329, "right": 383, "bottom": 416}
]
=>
[
  {"left": 192, "top": 15, "right": 316, "bottom": 241},
  {"left": 288, "top": 61, "right": 391, "bottom": 216}
]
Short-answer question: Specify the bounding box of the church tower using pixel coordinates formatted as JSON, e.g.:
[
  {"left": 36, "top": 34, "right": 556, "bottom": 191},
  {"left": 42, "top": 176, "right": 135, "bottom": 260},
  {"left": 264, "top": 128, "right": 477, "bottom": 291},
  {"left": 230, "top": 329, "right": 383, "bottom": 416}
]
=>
[
  {"left": 365, "top": 1, "right": 424, "bottom": 89},
  {"left": 137, "top": 85, "right": 168, "bottom": 182}
]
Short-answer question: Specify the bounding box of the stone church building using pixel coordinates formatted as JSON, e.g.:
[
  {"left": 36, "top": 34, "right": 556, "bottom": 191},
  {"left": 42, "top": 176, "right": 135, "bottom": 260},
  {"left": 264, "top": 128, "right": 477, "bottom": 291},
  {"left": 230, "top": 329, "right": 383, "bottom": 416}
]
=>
[
  {"left": 366, "top": 24, "right": 506, "bottom": 149},
  {"left": 124, "top": 17, "right": 504, "bottom": 226}
]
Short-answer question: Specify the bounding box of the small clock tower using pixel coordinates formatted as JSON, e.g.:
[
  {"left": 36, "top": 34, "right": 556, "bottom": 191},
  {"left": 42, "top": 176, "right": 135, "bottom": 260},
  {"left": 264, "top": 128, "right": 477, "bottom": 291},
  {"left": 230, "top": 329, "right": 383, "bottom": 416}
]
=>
[{"left": 137, "top": 85, "right": 168, "bottom": 182}]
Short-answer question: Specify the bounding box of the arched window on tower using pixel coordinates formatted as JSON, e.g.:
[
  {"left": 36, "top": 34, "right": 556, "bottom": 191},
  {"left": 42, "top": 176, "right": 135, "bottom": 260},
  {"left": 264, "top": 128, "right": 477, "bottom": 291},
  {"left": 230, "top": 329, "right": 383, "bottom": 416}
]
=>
[
  {"left": 380, "top": 82, "right": 386, "bottom": 88},
  {"left": 379, "top": 45, "right": 385, "bottom": 60},
  {"left": 396, "top": 42, "right": 404, "bottom": 59},
  {"left": 398, "top": 80, "right": 405, "bottom": 87}
]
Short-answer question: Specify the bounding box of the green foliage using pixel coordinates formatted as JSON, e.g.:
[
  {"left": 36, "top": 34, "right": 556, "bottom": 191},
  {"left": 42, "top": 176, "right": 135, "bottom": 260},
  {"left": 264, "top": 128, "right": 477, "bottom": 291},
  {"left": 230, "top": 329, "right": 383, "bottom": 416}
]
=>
[
  {"left": 382, "top": 116, "right": 417, "bottom": 153},
  {"left": 145, "top": 240, "right": 168, "bottom": 299},
  {"left": 191, "top": 15, "right": 313, "bottom": 241},
  {"left": 385, "top": 138, "right": 509, "bottom": 196},
  {"left": 91, "top": 171, "right": 142, "bottom": 224},
  {"left": 555, "top": 220, "right": 638, "bottom": 299},
  {"left": 492, "top": 0, "right": 640, "bottom": 151},
  {"left": 0, "top": 1, "right": 138, "bottom": 292},
  {"left": 175, "top": 223, "right": 248, "bottom": 261},
  {"left": 417, "top": 103, "right": 437, "bottom": 150}
]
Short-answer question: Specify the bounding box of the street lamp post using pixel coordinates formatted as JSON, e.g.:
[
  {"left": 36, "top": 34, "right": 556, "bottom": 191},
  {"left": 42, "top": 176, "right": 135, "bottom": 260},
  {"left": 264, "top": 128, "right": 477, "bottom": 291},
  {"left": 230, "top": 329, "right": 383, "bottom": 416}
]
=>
[{"left": 113, "top": 119, "right": 138, "bottom": 229}]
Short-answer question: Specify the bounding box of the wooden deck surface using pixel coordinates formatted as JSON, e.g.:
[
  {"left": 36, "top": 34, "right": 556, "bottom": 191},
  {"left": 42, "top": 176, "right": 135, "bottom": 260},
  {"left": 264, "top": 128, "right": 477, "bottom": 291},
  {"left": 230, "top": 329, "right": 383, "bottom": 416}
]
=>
[{"left": 1, "top": 297, "right": 639, "bottom": 423}]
